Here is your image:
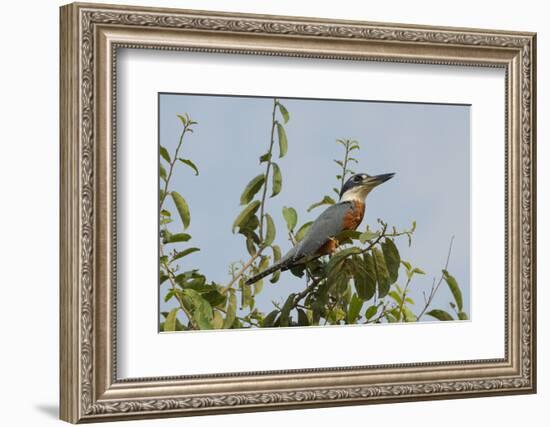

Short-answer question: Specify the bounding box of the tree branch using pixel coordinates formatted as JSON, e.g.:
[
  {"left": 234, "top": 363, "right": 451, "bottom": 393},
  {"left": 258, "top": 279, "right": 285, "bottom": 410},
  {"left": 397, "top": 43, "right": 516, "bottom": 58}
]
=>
[
  {"left": 158, "top": 118, "right": 196, "bottom": 329},
  {"left": 287, "top": 222, "right": 389, "bottom": 315},
  {"left": 225, "top": 98, "right": 280, "bottom": 292},
  {"left": 291, "top": 274, "right": 324, "bottom": 309}
]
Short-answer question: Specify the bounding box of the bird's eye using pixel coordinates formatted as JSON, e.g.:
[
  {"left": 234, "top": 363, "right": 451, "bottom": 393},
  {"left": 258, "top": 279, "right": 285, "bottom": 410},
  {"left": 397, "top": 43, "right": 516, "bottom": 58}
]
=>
[{"left": 354, "top": 175, "right": 362, "bottom": 182}]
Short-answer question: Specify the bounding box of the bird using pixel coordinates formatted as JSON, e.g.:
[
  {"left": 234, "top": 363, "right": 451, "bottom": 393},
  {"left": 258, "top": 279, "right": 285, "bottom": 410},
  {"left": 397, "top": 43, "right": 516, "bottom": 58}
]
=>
[{"left": 245, "top": 172, "right": 395, "bottom": 285}]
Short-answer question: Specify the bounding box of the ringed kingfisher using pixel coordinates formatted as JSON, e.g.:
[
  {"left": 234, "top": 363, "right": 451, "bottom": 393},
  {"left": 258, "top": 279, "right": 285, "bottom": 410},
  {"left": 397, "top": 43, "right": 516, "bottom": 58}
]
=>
[{"left": 245, "top": 172, "right": 395, "bottom": 285}]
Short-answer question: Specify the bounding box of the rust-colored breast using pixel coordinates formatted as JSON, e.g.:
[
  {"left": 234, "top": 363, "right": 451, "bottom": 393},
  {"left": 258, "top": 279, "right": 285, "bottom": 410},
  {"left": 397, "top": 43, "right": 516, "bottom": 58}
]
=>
[
  {"left": 317, "top": 238, "right": 338, "bottom": 256},
  {"left": 342, "top": 200, "right": 365, "bottom": 231}
]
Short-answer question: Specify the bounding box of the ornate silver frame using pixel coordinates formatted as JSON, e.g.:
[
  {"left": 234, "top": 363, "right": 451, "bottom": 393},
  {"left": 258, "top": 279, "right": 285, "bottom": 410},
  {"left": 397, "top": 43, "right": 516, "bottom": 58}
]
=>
[{"left": 60, "top": 2, "right": 536, "bottom": 423}]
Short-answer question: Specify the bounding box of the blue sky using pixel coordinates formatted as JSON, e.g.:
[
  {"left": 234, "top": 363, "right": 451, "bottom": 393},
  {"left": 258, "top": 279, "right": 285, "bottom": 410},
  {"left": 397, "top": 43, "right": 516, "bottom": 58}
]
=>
[{"left": 159, "top": 93, "right": 470, "bottom": 325}]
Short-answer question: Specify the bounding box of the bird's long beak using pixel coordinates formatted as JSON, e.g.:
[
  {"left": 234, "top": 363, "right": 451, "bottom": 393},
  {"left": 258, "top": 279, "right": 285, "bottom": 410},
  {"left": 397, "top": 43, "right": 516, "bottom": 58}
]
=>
[{"left": 364, "top": 172, "right": 395, "bottom": 187}]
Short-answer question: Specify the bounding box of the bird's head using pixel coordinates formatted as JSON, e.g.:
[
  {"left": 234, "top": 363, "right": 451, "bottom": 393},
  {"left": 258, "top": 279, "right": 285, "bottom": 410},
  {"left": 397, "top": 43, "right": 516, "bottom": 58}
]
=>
[{"left": 340, "top": 172, "right": 395, "bottom": 202}]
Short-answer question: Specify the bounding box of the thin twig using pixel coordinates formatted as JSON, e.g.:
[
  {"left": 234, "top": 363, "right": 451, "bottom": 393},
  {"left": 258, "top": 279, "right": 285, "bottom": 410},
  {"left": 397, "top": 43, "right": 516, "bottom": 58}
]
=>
[
  {"left": 416, "top": 236, "right": 455, "bottom": 320},
  {"left": 365, "top": 303, "right": 390, "bottom": 324},
  {"left": 258, "top": 98, "right": 278, "bottom": 241},
  {"left": 160, "top": 124, "right": 189, "bottom": 210},
  {"left": 223, "top": 249, "right": 264, "bottom": 292},
  {"left": 291, "top": 274, "right": 324, "bottom": 309},
  {"left": 160, "top": 245, "right": 196, "bottom": 329},
  {"left": 359, "top": 223, "right": 388, "bottom": 254},
  {"left": 338, "top": 139, "right": 351, "bottom": 195},
  {"left": 397, "top": 277, "right": 412, "bottom": 321}
]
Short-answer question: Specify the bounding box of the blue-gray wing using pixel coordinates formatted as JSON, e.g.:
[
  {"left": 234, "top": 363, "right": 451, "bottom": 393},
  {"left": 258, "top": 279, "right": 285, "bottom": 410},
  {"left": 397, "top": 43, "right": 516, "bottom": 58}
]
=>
[{"left": 292, "top": 202, "right": 352, "bottom": 261}]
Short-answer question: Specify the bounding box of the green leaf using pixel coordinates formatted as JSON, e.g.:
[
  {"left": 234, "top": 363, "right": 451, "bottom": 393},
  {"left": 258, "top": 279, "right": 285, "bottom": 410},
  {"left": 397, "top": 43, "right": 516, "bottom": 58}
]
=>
[
  {"left": 335, "top": 230, "right": 362, "bottom": 244},
  {"left": 279, "top": 293, "right": 296, "bottom": 327},
  {"left": 163, "top": 308, "right": 179, "bottom": 332},
  {"left": 171, "top": 191, "right": 190, "bottom": 229},
  {"left": 179, "top": 275, "right": 206, "bottom": 290},
  {"left": 178, "top": 158, "right": 199, "bottom": 175},
  {"left": 262, "top": 310, "right": 279, "bottom": 327},
  {"left": 212, "top": 311, "right": 224, "bottom": 329},
  {"left": 271, "top": 245, "right": 282, "bottom": 262},
  {"left": 172, "top": 247, "right": 200, "bottom": 261},
  {"left": 240, "top": 214, "right": 260, "bottom": 234},
  {"left": 160, "top": 146, "right": 171, "bottom": 163},
  {"left": 427, "top": 309, "right": 454, "bottom": 321},
  {"left": 173, "top": 270, "right": 200, "bottom": 286},
  {"left": 458, "top": 311, "right": 469, "bottom": 320},
  {"left": 385, "top": 313, "right": 398, "bottom": 323},
  {"left": 326, "top": 247, "right": 362, "bottom": 272},
  {"left": 359, "top": 231, "right": 379, "bottom": 244},
  {"left": 264, "top": 213, "right": 276, "bottom": 246},
  {"left": 246, "top": 237, "right": 257, "bottom": 256},
  {"left": 160, "top": 164, "right": 167, "bottom": 181},
  {"left": 183, "top": 289, "right": 213, "bottom": 330},
  {"left": 295, "top": 221, "right": 313, "bottom": 242},
  {"left": 254, "top": 279, "right": 264, "bottom": 296},
  {"left": 276, "top": 123, "right": 288, "bottom": 158},
  {"left": 348, "top": 256, "right": 372, "bottom": 301},
  {"left": 223, "top": 293, "right": 237, "bottom": 329},
  {"left": 443, "top": 270, "right": 463, "bottom": 311},
  {"left": 201, "top": 288, "right": 226, "bottom": 307},
  {"left": 271, "top": 162, "right": 282, "bottom": 198},
  {"left": 365, "top": 305, "right": 378, "bottom": 320},
  {"left": 240, "top": 174, "right": 265, "bottom": 205},
  {"left": 297, "top": 309, "right": 309, "bottom": 326},
  {"left": 307, "top": 196, "right": 335, "bottom": 212},
  {"left": 402, "top": 306, "right": 417, "bottom": 322},
  {"left": 347, "top": 294, "right": 363, "bottom": 324},
  {"left": 388, "top": 290, "right": 403, "bottom": 306},
  {"left": 270, "top": 270, "right": 281, "bottom": 284},
  {"left": 372, "top": 247, "right": 391, "bottom": 298},
  {"left": 233, "top": 200, "right": 261, "bottom": 233},
  {"left": 278, "top": 102, "right": 290, "bottom": 123},
  {"left": 176, "top": 114, "right": 187, "bottom": 126},
  {"left": 160, "top": 217, "right": 173, "bottom": 225},
  {"left": 382, "top": 238, "right": 400, "bottom": 283},
  {"left": 401, "top": 260, "right": 412, "bottom": 271},
  {"left": 164, "top": 289, "right": 175, "bottom": 303},
  {"left": 361, "top": 253, "right": 377, "bottom": 301},
  {"left": 241, "top": 279, "right": 252, "bottom": 309},
  {"left": 282, "top": 206, "right": 297, "bottom": 232},
  {"left": 259, "top": 152, "right": 272, "bottom": 163},
  {"left": 163, "top": 233, "right": 191, "bottom": 244},
  {"left": 270, "top": 245, "right": 282, "bottom": 284}
]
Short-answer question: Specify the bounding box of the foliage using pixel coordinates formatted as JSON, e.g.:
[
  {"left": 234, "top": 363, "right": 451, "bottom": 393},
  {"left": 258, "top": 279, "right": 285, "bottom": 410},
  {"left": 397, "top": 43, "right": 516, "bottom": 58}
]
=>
[{"left": 159, "top": 100, "right": 469, "bottom": 331}]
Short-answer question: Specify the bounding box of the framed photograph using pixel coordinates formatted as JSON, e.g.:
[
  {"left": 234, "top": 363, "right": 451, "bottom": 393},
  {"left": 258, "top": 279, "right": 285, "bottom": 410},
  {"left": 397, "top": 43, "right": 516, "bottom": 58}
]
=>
[{"left": 60, "top": 2, "right": 537, "bottom": 423}]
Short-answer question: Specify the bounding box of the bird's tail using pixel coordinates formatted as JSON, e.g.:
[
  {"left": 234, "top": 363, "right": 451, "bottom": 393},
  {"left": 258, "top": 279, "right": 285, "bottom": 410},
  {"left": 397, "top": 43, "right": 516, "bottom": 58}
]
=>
[{"left": 245, "top": 260, "right": 290, "bottom": 286}]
